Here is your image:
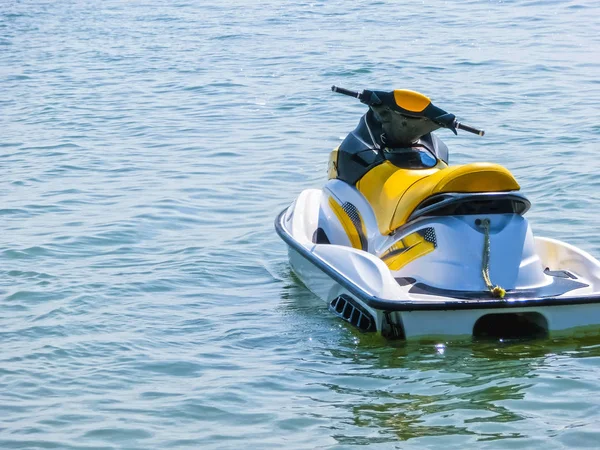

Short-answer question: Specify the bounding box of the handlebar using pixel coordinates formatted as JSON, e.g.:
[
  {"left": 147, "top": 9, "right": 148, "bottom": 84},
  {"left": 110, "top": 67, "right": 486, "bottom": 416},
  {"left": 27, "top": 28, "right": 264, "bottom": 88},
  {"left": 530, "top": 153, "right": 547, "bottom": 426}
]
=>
[
  {"left": 331, "top": 85, "right": 485, "bottom": 137},
  {"left": 455, "top": 121, "right": 485, "bottom": 137},
  {"left": 331, "top": 85, "right": 361, "bottom": 99},
  {"left": 331, "top": 85, "right": 381, "bottom": 106}
]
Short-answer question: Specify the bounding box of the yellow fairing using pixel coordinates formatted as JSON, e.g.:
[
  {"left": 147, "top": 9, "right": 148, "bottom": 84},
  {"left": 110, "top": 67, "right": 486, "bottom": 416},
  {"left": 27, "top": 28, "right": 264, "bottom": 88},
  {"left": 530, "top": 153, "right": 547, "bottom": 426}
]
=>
[
  {"left": 356, "top": 160, "right": 445, "bottom": 235},
  {"left": 357, "top": 162, "right": 520, "bottom": 235},
  {"left": 328, "top": 197, "right": 367, "bottom": 250},
  {"left": 393, "top": 90, "right": 431, "bottom": 113},
  {"left": 380, "top": 229, "right": 436, "bottom": 271},
  {"left": 328, "top": 148, "right": 339, "bottom": 180}
]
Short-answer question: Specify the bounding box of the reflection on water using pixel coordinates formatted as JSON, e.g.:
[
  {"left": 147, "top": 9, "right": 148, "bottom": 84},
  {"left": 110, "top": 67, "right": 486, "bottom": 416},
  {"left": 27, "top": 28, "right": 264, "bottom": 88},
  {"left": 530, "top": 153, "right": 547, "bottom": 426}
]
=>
[
  {"left": 283, "top": 273, "right": 600, "bottom": 446},
  {"left": 337, "top": 337, "right": 600, "bottom": 445}
]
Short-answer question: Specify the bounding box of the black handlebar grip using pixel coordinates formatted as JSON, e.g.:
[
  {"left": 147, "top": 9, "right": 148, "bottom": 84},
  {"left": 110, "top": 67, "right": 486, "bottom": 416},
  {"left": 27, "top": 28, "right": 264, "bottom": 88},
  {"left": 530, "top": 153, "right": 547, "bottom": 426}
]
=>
[
  {"left": 331, "top": 85, "right": 361, "bottom": 99},
  {"left": 456, "top": 122, "right": 485, "bottom": 136}
]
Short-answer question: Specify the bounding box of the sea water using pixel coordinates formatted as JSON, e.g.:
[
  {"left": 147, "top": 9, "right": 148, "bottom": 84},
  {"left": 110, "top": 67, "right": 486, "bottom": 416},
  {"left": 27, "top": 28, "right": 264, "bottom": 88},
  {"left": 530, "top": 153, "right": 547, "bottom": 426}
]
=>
[{"left": 2, "top": 0, "right": 600, "bottom": 448}]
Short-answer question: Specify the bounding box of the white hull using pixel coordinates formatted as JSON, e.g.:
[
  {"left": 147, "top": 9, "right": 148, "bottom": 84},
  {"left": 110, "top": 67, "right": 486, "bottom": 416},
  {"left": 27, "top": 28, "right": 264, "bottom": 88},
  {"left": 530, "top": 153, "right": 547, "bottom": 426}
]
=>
[{"left": 277, "top": 190, "right": 600, "bottom": 340}]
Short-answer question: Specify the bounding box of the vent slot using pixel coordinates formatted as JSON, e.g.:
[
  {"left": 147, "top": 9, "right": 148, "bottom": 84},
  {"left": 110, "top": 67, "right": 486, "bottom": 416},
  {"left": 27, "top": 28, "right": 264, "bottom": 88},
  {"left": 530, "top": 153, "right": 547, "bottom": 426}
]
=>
[{"left": 329, "top": 295, "right": 376, "bottom": 332}]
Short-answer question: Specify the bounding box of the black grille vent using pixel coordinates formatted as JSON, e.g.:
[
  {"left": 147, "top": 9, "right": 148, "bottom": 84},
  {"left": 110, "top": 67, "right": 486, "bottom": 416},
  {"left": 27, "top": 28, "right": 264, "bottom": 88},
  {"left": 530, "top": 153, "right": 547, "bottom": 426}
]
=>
[
  {"left": 329, "top": 295, "right": 376, "bottom": 332},
  {"left": 342, "top": 202, "right": 368, "bottom": 251}
]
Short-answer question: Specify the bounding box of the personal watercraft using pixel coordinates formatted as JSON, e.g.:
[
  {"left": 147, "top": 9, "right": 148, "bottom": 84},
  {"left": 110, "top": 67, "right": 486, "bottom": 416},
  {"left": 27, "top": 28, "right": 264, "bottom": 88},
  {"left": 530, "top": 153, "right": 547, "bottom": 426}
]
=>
[{"left": 275, "top": 86, "right": 600, "bottom": 340}]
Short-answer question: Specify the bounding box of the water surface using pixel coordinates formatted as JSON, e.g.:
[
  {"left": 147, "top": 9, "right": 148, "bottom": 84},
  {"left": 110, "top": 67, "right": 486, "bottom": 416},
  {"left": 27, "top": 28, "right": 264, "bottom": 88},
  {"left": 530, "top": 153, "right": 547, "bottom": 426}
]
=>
[{"left": 2, "top": 0, "right": 600, "bottom": 448}]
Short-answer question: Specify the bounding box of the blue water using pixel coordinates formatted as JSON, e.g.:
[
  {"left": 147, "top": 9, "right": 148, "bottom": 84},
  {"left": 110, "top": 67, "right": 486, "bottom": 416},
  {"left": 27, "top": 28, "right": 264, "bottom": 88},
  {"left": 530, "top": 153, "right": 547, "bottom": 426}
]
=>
[{"left": 2, "top": 0, "right": 600, "bottom": 448}]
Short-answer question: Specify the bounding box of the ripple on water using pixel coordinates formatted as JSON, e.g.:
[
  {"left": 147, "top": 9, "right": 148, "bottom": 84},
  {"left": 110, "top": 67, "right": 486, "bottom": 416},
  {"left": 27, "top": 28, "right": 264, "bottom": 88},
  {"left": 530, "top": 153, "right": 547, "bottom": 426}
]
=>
[{"left": 1, "top": 0, "right": 600, "bottom": 448}]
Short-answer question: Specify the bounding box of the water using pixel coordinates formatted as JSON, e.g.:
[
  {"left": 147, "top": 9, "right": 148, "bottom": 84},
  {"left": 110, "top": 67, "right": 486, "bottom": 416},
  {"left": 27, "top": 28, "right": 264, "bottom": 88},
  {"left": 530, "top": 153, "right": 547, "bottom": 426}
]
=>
[{"left": 1, "top": 0, "right": 600, "bottom": 448}]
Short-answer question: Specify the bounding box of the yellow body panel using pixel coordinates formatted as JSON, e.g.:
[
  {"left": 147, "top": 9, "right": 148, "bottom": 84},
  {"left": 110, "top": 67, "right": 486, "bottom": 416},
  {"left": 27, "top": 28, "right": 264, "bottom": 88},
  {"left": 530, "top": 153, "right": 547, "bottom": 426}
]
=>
[
  {"left": 380, "top": 230, "right": 436, "bottom": 271},
  {"left": 356, "top": 160, "right": 443, "bottom": 235},
  {"left": 328, "top": 197, "right": 364, "bottom": 250},
  {"left": 328, "top": 148, "right": 339, "bottom": 180},
  {"left": 434, "top": 164, "right": 520, "bottom": 192},
  {"left": 357, "top": 161, "right": 520, "bottom": 235},
  {"left": 393, "top": 90, "right": 431, "bottom": 113}
]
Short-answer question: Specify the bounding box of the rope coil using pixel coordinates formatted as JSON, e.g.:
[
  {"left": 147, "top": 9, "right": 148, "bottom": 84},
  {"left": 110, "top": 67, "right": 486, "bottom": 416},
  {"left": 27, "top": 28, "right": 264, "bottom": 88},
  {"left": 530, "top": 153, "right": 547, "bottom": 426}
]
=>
[{"left": 477, "top": 218, "right": 506, "bottom": 299}]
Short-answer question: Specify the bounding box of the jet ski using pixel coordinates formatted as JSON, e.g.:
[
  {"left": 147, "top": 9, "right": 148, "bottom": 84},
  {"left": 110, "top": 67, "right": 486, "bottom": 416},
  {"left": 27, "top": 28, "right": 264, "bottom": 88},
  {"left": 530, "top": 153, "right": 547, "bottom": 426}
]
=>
[{"left": 275, "top": 86, "right": 600, "bottom": 340}]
